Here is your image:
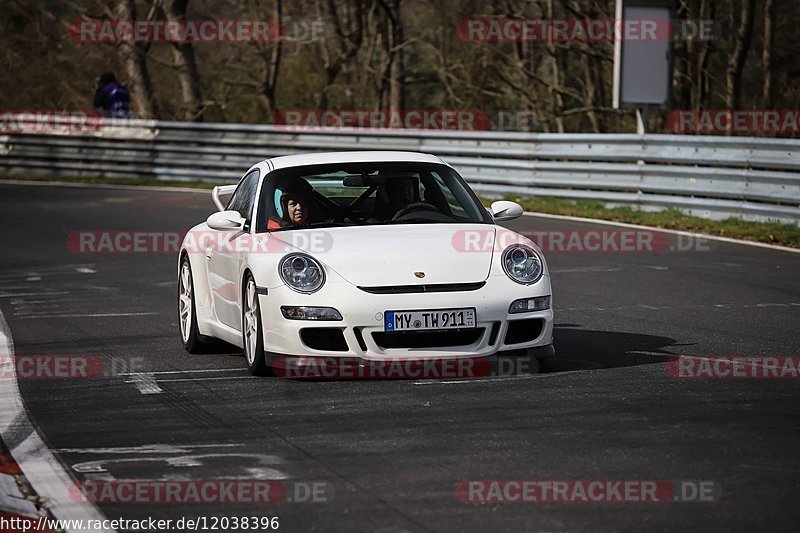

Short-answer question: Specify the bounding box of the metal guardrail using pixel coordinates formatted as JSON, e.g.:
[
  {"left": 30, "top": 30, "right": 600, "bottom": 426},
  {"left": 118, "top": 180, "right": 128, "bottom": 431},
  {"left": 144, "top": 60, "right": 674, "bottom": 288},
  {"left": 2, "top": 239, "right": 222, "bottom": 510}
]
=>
[{"left": 1, "top": 118, "right": 799, "bottom": 223}]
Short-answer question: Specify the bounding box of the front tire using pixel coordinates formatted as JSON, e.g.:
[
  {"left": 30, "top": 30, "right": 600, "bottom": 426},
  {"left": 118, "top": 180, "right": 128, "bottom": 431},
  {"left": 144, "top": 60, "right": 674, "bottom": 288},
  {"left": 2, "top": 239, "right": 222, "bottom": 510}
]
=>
[
  {"left": 179, "top": 256, "right": 203, "bottom": 353},
  {"left": 242, "top": 274, "right": 270, "bottom": 376}
]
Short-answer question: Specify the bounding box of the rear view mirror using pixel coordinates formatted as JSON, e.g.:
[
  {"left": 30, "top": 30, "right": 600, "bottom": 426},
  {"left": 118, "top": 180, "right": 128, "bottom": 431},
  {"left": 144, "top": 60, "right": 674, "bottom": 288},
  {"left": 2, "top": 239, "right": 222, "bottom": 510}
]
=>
[
  {"left": 343, "top": 174, "right": 387, "bottom": 187},
  {"left": 343, "top": 175, "right": 365, "bottom": 187},
  {"left": 207, "top": 210, "right": 246, "bottom": 231},
  {"left": 490, "top": 201, "right": 524, "bottom": 221}
]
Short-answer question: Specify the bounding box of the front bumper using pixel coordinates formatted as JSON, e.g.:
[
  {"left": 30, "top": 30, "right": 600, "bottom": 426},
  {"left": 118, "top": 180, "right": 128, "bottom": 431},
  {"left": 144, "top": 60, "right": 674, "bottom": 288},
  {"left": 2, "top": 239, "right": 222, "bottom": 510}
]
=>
[{"left": 259, "top": 274, "right": 553, "bottom": 361}]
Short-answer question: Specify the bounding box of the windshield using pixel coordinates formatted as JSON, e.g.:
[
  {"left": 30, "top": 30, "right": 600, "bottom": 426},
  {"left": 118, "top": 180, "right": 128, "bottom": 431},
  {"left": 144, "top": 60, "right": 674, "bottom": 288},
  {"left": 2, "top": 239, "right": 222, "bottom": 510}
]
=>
[{"left": 256, "top": 162, "right": 492, "bottom": 232}]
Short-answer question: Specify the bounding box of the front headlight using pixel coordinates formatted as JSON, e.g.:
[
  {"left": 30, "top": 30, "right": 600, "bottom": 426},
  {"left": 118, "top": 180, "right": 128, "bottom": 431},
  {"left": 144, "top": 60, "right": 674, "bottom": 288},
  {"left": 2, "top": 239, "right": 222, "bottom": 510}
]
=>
[
  {"left": 279, "top": 254, "right": 325, "bottom": 293},
  {"left": 502, "top": 244, "right": 543, "bottom": 285}
]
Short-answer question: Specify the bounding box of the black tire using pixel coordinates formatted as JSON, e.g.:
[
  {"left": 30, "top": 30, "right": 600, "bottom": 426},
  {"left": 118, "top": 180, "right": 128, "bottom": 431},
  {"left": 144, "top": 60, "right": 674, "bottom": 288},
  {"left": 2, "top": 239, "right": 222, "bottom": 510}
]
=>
[
  {"left": 179, "top": 256, "right": 204, "bottom": 353},
  {"left": 242, "top": 273, "right": 271, "bottom": 376}
]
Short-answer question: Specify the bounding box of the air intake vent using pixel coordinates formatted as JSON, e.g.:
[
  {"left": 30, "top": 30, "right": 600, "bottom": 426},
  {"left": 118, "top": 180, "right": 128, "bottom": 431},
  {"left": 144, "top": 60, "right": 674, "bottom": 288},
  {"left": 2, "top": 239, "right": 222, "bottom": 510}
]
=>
[{"left": 358, "top": 282, "right": 485, "bottom": 294}]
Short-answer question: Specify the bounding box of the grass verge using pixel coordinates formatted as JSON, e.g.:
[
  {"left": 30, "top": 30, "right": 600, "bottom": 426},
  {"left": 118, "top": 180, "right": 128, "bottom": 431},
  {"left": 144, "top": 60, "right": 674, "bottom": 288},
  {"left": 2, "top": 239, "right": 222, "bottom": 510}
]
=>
[{"left": 496, "top": 196, "right": 800, "bottom": 249}]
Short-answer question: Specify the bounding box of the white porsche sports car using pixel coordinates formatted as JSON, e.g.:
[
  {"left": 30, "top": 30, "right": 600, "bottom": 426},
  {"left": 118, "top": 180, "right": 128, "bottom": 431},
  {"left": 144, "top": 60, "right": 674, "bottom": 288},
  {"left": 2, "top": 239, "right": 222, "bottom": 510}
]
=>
[{"left": 178, "top": 151, "right": 554, "bottom": 376}]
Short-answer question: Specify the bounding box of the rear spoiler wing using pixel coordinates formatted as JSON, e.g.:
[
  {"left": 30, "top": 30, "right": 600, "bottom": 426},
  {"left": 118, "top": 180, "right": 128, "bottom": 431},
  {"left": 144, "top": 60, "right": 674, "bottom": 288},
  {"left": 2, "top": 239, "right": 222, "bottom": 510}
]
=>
[{"left": 212, "top": 184, "right": 238, "bottom": 212}]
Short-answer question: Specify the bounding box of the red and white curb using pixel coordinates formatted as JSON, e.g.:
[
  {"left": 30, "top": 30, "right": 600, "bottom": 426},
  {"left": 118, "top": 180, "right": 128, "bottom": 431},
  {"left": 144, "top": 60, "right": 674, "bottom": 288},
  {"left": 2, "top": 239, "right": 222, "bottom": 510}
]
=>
[{"left": 0, "top": 309, "right": 115, "bottom": 533}]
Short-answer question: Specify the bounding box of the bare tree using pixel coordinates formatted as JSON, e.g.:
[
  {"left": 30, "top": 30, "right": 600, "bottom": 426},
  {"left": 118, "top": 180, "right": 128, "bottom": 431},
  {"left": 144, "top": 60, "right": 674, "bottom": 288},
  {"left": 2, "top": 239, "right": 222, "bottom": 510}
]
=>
[
  {"left": 725, "top": 0, "right": 756, "bottom": 109},
  {"left": 762, "top": 0, "right": 775, "bottom": 108},
  {"left": 691, "top": 0, "right": 714, "bottom": 110},
  {"left": 316, "top": 0, "right": 364, "bottom": 109},
  {"left": 164, "top": 0, "right": 205, "bottom": 120},
  {"left": 115, "top": 0, "right": 159, "bottom": 118},
  {"left": 253, "top": 0, "right": 283, "bottom": 116},
  {"left": 376, "top": 0, "right": 404, "bottom": 111}
]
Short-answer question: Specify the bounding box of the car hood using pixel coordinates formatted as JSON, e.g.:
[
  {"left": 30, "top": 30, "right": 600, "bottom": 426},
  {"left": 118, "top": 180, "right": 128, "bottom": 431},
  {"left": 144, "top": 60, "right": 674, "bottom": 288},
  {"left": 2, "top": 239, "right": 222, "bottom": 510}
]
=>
[{"left": 270, "top": 224, "right": 496, "bottom": 287}]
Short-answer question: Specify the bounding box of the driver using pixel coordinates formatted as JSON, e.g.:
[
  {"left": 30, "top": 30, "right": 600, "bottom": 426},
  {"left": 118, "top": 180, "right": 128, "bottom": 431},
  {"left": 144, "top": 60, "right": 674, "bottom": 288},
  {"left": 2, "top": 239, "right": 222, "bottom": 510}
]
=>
[
  {"left": 279, "top": 179, "right": 314, "bottom": 227},
  {"left": 372, "top": 176, "right": 420, "bottom": 220}
]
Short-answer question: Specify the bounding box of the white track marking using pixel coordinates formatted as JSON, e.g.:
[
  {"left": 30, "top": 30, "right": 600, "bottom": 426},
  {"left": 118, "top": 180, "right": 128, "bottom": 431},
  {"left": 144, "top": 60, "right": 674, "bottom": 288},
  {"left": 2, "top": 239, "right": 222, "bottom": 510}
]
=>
[
  {"left": 127, "top": 373, "right": 163, "bottom": 394},
  {"left": 412, "top": 372, "right": 568, "bottom": 385},
  {"left": 523, "top": 211, "right": 800, "bottom": 254},
  {"left": 149, "top": 376, "right": 258, "bottom": 383},
  {"left": 0, "top": 286, "right": 57, "bottom": 291},
  {"left": 0, "top": 265, "right": 97, "bottom": 280},
  {"left": 71, "top": 454, "right": 289, "bottom": 480},
  {"left": 0, "top": 291, "right": 69, "bottom": 298},
  {"left": 550, "top": 266, "right": 621, "bottom": 273},
  {"left": 0, "top": 307, "right": 115, "bottom": 532},
  {"left": 563, "top": 301, "right": 800, "bottom": 312},
  {"left": 15, "top": 312, "right": 158, "bottom": 319},
  {"left": 118, "top": 368, "right": 246, "bottom": 376},
  {"left": 10, "top": 299, "right": 75, "bottom": 305},
  {"left": 55, "top": 444, "right": 243, "bottom": 455},
  {"left": 76, "top": 267, "right": 96, "bottom": 274}
]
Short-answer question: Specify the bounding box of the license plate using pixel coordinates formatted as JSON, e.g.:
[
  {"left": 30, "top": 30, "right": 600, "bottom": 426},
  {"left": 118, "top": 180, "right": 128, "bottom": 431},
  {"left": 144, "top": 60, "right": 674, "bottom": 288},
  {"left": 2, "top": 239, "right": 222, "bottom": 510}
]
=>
[{"left": 384, "top": 308, "right": 476, "bottom": 332}]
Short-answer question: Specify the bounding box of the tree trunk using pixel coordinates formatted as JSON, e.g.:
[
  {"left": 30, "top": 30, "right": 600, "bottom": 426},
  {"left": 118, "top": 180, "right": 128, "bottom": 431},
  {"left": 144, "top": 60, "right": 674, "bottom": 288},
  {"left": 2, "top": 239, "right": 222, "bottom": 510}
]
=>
[
  {"left": 546, "top": 0, "right": 565, "bottom": 133},
  {"left": 316, "top": 0, "right": 364, "bottom": 109},
  {"left": 725, "top": 0, "right": 756, "bottom": 109},
  {"left": 377, "top": 0, "right": 404, "bottom": 112},
  {"left": 165, "top": 0, "right": 204, "bottom": 121},
  {"left": 389, "top": 0, "right": 405, "bottom": 111},
  {"left": 762, "top": 0, "right": 775, "bottom": 108},
  {"left": 115, "top": 0, "right": 159, "bottom": 118},
  {"left": 258, "top": 0, "right": 283, "bottom": 117},
  {"left": 388, "top": 22, "right": 403, "bottom": 112},
  {"left": 582, "top": 53, "right": 598, "bottom": 132},
  {"left": 693, "top": 0, "right": 713, "bottom": 109}
]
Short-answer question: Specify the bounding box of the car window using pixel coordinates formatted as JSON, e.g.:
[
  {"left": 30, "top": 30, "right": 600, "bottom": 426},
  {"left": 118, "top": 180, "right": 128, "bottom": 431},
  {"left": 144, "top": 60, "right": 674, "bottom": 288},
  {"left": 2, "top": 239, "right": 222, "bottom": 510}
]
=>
[
  {"left": 430, "top": 170, "right": 469, "bottom": 219},
  {"left": 258, "top": 162, "right": 492, "bottom": 232},
  {"left": 227, "top": 169, "right": 260, "bottom": 221}
]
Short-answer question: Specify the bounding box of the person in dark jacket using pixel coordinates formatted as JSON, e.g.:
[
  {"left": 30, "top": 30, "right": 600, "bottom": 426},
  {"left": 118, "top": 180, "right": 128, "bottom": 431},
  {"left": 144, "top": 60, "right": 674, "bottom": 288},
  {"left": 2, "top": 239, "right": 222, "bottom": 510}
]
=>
[{"left": 93, "top": 72, "right": 131, "bottom": 118}]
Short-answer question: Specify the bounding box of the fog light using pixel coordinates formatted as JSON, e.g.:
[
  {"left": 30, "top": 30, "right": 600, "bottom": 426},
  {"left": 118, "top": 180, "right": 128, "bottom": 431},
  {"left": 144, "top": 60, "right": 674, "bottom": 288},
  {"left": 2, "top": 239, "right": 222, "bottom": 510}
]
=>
[
  {"left": 509, "top": 296, "right": 551, "bottom": 314},
  {"left": 281, "top": 306, "right": 342, "bottom": 321}
]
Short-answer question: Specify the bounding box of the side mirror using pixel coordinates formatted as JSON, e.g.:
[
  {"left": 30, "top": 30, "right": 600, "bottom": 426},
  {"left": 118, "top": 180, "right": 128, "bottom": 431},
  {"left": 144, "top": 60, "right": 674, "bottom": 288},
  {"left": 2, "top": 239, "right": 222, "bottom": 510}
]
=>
[
  {"left": 490, "top": 201, "right": 524, "bottom": 222},
  {"left": 207, "top": 210, "right": 246, "bottom": 231}
]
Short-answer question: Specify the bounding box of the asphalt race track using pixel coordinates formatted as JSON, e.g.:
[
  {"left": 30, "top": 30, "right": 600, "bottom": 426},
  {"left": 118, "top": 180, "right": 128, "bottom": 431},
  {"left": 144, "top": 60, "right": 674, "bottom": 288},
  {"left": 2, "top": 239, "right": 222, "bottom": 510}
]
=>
[{"left": 1, "top": 181, "right": 799, "bottom": 532}]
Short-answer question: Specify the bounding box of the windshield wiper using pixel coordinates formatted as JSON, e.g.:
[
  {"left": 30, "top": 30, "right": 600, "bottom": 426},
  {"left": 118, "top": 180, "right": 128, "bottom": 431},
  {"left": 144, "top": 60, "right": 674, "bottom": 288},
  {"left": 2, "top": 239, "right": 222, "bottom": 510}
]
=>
[{"left": 369, "top": 219, "right": 445, "bottom": 225}]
